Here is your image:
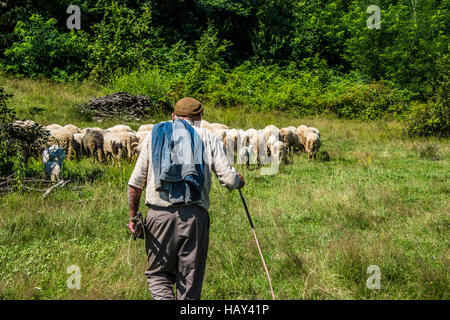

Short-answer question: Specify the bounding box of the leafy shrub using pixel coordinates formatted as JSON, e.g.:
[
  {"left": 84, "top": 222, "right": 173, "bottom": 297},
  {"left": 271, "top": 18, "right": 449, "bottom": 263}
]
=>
[
  {"left": 2, "top": 14, "right": 88, "bottom": 80},
  {"left": 203, "top": 63, "right": 410, "bottom": 120},
  {"left": 0, "top": 87, "right": 49, "bottom": 177},
  {"left": 405, "top": 102, "right": 450, "bottom": 137},
  {"left": 108, "top": 68, "right": 173, "bottom": 107},
  {"left": 324, "top": 80, "right": 411, "bottom": 120},
  {"left": 178, "top": 25, "right": 231, "bottom": 99},
  {"left": 206, "top": 62, "right": 324, "bottom": 113},
  {"left": 87, "top": 2, "right": 163, "bottom": 80},
  {"left": 344, "top": 0, "right": 448, "bottom": 100}
]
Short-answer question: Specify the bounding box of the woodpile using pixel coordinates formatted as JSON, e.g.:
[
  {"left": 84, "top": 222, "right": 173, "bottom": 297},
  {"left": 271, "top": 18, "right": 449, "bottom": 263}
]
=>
[{"left": 79, "top": 92, "right": 168, "bottom": 121}]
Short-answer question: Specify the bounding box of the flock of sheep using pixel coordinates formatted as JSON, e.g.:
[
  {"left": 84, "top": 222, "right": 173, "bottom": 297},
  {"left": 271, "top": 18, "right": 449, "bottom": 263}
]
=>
[
  {"left": 200, "top": 121, "right": 321, "bottom": 167},
  {"left": 42, "top": 120, "right": 321, "bottom": 168}
]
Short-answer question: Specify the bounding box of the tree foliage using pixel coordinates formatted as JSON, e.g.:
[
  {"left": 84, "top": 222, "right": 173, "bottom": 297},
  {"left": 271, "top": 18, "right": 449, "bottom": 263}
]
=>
[{"left": 0, "top": 0, "right": 448, "bottom": 135}]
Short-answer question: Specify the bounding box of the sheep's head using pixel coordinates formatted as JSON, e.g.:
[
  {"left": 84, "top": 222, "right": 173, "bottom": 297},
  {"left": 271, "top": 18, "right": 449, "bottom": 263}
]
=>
[
  {"left": 279, "top": 129, "right": 289, "bottom": 143},
  {"left": 131, "top": 142, "right": 140, "bottom": 157},
  {"left": 273, "top": 142, "right": 288, "bottom": 164}
]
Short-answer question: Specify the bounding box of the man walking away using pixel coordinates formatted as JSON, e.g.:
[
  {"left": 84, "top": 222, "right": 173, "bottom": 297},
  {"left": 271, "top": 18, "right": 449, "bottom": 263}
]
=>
[{"left": 128, "top": 97, "right": 245, "bottom": 300}]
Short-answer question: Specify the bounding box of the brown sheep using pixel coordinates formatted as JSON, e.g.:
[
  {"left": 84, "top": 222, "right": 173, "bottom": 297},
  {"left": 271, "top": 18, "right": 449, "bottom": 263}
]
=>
[
  {"left": 280, "top": 127, "right": 303, "bottom": 154},
  {"left": 48, "top": 128, "right": 75, "bottom": 160},
  {"left": 82, "top": 129, "right": 104, "bottom": 163}
]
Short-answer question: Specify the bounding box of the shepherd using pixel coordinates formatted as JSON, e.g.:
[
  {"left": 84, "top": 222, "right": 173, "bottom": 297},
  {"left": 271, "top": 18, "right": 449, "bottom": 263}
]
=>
[{"left": 127, "top": 97, "right": 245, "bottom": 300}]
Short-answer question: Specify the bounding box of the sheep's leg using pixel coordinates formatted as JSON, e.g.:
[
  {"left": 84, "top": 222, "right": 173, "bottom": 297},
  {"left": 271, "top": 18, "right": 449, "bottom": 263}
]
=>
[
  {"left": 97, "top": 148, "right": 104, "bottom": 163},
  {"left": 127, "top": 140, "right": 132, "bottom": 159},
  {"left": 66, "top": 142, "right": 73, "bottom": 161},
  {"left": 117, "top": 149, "right": 123, "bottom": 167}
]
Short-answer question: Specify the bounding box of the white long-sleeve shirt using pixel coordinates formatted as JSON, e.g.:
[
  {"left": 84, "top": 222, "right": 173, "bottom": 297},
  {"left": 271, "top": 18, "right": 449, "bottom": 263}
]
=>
[{"left": 128, "top": 120, "right": 240, "bottom": 210}]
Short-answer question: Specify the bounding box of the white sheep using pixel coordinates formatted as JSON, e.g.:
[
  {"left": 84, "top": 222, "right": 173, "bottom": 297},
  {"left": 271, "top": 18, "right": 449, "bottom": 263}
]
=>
[
  {"left": 224, "top": 128, "right": 240, "bottom": 158},
  {"left": 115, "top": 131, "right": 139, "bottom": 159},
  {"left": 46, "top": 124, "right": 63, "bottom": 131},
  {"left": 137, "top": 124, "right": 154, "bottom": 132},
  {"left": 63, "top": 124, "right": 80, "bottom": 134},
  {"left": 238, "top": 145, "right": 252, "bottom": 169},
  {"left": 247, "top": 129, "right": 268, "bottom": 165},
  {"left": 263, "top": 125, "right": 280, "bottom": 143},
  {"left": 106, "top": 124, "right": 134, "bottom": 133},
  {"left": 200, "top": 120, "right": 213, "bottom": 131},
  {"left": 81, "top": 127, "right": 106, "bottom": 135},
  {"left": 241, "top": 128, "right": 257, "bottom": 147},
  {"left": 72, "top": 133, "right": 84, "bottom": 159},
  {"left": 296, "top": 126, "right": 321, "bottom": 159},
  {"left": 271, "top": 141, "right": 288, "bottom": 165},
  {"left": 304, "top": 131, "right": 321, "bottom": 161},
  {"left": 135, "top": 131, "right": 150, "bottom": 154},
  {"left": 309, "top": 127, "right": 320, "bottom": 138},
  {"left": 266, "top": 134, "right": 279, "bottom": 157},
  {"left": 211, "top": 128, "right": 227, "bottom": 145},
  {"left": 47, "top": 128, "right": 75, "bottom": 160},
  {"left": 136, "top": 130, "right": 149, "bottom": 141},
  {"left": 103, "top": 132, "right": 124, "bottom": 164},
  {"left": 210, "top": 123, "right": 229, "bottom": 130}
]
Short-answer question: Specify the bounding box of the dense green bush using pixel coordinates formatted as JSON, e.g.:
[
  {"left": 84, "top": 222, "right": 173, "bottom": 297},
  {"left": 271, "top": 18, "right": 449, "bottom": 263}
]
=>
[
  {"left": 86, "top": 2, "right": 163, "bottom": 80},
  {"left": 178, "top": 25, "right": 230, "bottom": 98},
  {"left": 199, "top": 63, "right": 410, "bottom": 119},
  {"left": 344, "top": 0, "right": 449, "bottom": 100},
  {"left": 108, "top": 68, "right": 173, "bottom": 105},
  {"left": 1, "top": 14, "right": 88, "bottom": 80},
  {"left": 0, "top": 0, "right": 448, "bottom": 135},
  {"left": 323, "top": 80, "right": 411, "bottom": 119},
  {"left": 405, "top": 102, "right": 450, "bottom": 137}
]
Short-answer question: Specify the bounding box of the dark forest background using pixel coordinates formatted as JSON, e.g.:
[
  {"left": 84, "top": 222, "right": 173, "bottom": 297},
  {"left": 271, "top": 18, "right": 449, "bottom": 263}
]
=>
[{"left": 0, "top": 0, "right": 448, "bottom": 135}]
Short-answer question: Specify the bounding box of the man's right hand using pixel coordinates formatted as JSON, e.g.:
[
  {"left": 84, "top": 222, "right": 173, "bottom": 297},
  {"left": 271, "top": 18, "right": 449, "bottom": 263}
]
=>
[
  {"left": 237, "top": 172, "right": 245, "bottom": 189},
  {"left": 128, "top": 219, "right": 136, "bottom": 235}
]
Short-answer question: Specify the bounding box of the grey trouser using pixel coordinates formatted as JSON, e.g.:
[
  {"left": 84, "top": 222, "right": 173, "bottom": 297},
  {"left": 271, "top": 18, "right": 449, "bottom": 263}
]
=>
[{"left": 144, "top": 204, "right": 210, "bottom": 300}]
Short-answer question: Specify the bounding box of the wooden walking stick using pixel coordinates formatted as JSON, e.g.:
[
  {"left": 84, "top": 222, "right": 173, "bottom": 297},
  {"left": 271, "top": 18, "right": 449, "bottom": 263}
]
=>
[{"left": 238, "top": 189, "right": 275, "bottom": 300}]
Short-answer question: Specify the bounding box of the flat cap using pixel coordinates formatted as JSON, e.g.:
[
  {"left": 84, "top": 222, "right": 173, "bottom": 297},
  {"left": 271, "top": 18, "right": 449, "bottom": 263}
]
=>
[{"left": 174, "top": 97, "right": 203, "bottom": 117}]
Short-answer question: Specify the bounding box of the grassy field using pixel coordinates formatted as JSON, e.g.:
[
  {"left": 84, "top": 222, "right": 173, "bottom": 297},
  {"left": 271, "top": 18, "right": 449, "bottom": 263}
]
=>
[{"left": 0, "top": 75, "right": 449, "bottom": 299}]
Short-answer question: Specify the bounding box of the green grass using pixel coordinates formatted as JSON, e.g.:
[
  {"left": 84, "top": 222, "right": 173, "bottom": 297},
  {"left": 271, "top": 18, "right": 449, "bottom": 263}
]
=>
[{"left": 0, "top": 75, "right": 449, "bottom": 299}]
